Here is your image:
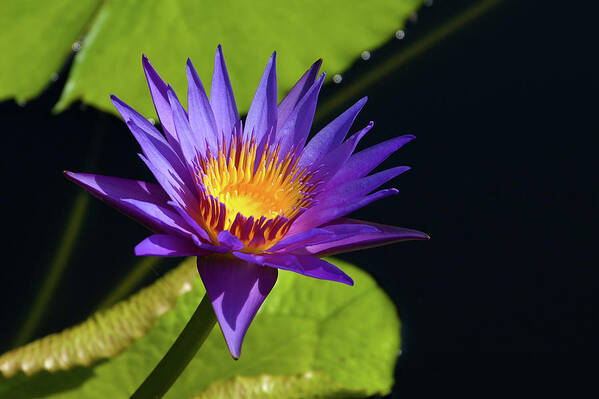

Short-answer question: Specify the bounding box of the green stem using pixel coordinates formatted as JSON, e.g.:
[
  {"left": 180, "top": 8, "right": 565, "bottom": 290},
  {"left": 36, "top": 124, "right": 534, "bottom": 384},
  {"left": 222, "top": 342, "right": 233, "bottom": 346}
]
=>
[
  {"left": 13, "top": 117, "right": 106, "bottom": 348},
  {"left": 131, "top": 293, "right": 217, "bottom": 399},
  {"left": 12, "top": 192, "right": 90, "bottom": 347}
]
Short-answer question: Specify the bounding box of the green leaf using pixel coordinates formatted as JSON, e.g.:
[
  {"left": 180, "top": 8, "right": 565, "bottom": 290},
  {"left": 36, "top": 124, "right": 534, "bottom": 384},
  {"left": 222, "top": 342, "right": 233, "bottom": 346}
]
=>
[
  {"left": 1, "top": 0, "right": 423, "bottom": 116},
  {"left": 0, "top": 258, "right": 400, "bottom": 398},
  {"left": 0, "top": 0, "right": 102, "bottom": 103},
  {"left": 191, "top": 372, "right": 365, "bottom": 399}
]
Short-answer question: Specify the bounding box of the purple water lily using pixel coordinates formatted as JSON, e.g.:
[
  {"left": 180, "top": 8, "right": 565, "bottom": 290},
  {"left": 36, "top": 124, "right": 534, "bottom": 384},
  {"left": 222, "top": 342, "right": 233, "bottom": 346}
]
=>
[{"left": 66, "top": 46, "right": 428, "bottom": 358}]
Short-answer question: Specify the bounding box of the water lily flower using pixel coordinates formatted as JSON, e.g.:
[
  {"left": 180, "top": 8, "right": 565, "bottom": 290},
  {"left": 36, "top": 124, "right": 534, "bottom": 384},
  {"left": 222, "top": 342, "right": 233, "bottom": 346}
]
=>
[{"left": 65, "top": 46, "right": 428, "bottom": 358}]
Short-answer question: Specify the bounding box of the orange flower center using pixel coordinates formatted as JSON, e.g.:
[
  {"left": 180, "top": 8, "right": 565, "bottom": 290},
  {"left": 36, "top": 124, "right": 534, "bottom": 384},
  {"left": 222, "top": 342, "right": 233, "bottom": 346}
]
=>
[{"left": 195, "top": 135, "right": 315, "bottom": 252}]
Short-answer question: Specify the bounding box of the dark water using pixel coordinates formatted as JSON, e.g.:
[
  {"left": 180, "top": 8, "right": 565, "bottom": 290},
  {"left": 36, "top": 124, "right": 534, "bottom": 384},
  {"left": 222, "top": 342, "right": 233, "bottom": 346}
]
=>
[{"left": 1, "top": 0, "right": 596, "bottom": 397}]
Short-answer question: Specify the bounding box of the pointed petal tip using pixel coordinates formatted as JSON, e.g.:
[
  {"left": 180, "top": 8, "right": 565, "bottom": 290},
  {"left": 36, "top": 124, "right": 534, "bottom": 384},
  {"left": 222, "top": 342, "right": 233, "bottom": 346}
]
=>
[
  {"left": 166, "top": 85, "right": 177, "bottom": 102},
  {"left": 62, "top": 170, "right": 88, "bottom": 186},
  {"left": 165, "top": 84, "right": 180, "bottom": 102},
  {"left": 404, "top": 228, "right": 430, "bottom": 241},
  {"left": 198, "top": 256, "right": 277, "bottom": 365},
  {"left": 133, "top": 243, "right": 144, "bottom": 256},
  {"left": 229, "top": 347, "right": 241, "bottom": 359},
  {"left": 406, "top": 230, "right": 431, "bottom": 241},
  {"left": 337, "top": 272, "right": 355, "bottom": 286},
  {"left": 63, "top": 170, "right": 81, "bottom": 185},
  {"left": 141, "top": 55, "right": 155, "bottom": 72},
  {"left": 110, "top": 94, "right": 130, "bottom": 112},
  {"left": 186, "top": 57, "right": 195, "bottom": 70},
  {"left": 63, "top": 170, "right": 85, "bottom": 185}
]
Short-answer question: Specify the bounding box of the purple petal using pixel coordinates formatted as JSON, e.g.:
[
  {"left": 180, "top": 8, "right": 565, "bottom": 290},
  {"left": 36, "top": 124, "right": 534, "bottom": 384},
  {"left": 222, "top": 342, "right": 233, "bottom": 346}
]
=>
[
  {"left": 186, "top": 59, "right": 219, "bottom": 155},
  {"left": 197, "top": 256, "right": 278, "bottom": 358},
  {"left": 112, "top": 95, "right": 191, "bottom": 188},
  {"left": 167, "top": 87, "right": 206, "bottom": 166},
  {"left": 64, "top": 172, "right": 194, "bottom": 236},
  {"left": 298, "top": 97, "right": 367, "bottom": 170},
  {"left": 64, "top": 172, "right": 168, "bottom": 205},
  {"left": 233, "top": 252, "right": 353, "bottom": 286},
  {"left": 135, "top": 234, "right": 209, "bottom": 257},
  {"left": 191, "top": 235, "right": 229, "bottom": 253},
  {"left": 244, "top": 52, "right": 277, "bottom": 143},
  {"left": 322, "top": 222, "right": 380, "bottom": 236},
  {"left": 326, "top": 135, "right": 415, "bottom": 190},
  {"left": 310, "top": 122, "right": 373, "bottom": 184},
  {"left": 111, "top": 94, "right": 164, "bottom": 142},
  {"left": 289, "top": 188, "right": 398, "bottom": 234},
  {"left": 137, "top": 153, "right": 199, "bottom": 213},
  {"left": 271, "top": 223, "right": 379, "bottom": 253},
  {"left": 277, "top": 59, "right": 322, "bottom": 132},
  {"left": 121, "top": 198, "right": 195, "bottom": 237},
  {"left": 299, "top": 218, "right": 430, "bottom": 256},
  {"left": 267, "top": 228, "right": 332, "bottom": 253},
  {"left": 314, "top": 166, "right": 410, "bottom": 209},
  {"left": 277, "top": 73, "right": 325, "bottom": 156},
  {"left": 167, "top": 201, "right": 211, "bottom": 242},
  {"left": 142, "top": 55, "right": 179, "bottom": 147},
  {"left": 217, "top": 230, "right": 244, "bottom": 250},
  {"left": 210, "top": 45, "right": 239, "bottom": 144}
]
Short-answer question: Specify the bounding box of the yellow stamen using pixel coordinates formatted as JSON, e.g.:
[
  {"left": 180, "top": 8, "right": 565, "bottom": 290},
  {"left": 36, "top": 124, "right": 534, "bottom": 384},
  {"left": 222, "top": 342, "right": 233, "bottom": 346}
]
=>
[{"left": 194, "top": 136, "right": 315, "bottom": 252}]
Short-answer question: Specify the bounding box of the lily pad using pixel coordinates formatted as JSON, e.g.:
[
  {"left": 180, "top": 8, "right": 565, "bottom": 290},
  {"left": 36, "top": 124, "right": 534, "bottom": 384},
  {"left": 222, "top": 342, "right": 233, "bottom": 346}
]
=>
[
  {"left": 0, "top": 257, "right": 400, "bottom": 398},
  {"left": 0, "top": 0, "right": 423, "bottom": 117}
]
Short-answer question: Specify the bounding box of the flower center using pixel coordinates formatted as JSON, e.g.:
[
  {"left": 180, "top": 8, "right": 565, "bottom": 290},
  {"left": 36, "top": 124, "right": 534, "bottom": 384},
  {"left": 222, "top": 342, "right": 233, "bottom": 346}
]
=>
[{"left": 195, "top": 135, "right": 315, "bottom": 251}]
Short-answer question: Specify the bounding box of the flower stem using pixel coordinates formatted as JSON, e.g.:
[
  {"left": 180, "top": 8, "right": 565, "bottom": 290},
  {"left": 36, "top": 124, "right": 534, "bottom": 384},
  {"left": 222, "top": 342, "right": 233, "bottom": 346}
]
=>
[{"left": 131, "top": 293, "right": 216, "bottom": 399}]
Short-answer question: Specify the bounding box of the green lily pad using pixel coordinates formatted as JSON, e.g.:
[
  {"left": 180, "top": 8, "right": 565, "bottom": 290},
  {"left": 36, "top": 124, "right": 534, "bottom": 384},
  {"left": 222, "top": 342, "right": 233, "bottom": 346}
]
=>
[
  {"left": 0, "top": 0, "right": 423, "bottom": 117},
  {"left": 0, "top": 257, "right": 400, "bottom": 398},
  {"left": 191, "top": 372, "right": 365, "bottom": 399},
  {"left": 0, "top": 0, "right": 101, "bottom": 104}
]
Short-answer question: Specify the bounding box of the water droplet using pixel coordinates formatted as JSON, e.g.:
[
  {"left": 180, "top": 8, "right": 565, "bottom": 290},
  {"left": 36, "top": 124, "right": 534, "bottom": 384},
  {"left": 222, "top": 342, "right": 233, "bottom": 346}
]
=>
[
  {"left": 50, "top": 73, "right": 59, "bottom": 82},
  {"left": 333, "top": 74, "right": 343, "bottom": 84},
  {"left": 361, "top": 50, "right": 371, "bottom": 61},
  {"left": 72, "top": 41, "right": 81, "bottom": 52},
  {"left": 395, "top": 30, "right": 406, "bottom": 40},
  {"left": 148, "top": 117, "right": 156, "bottom": 125}
]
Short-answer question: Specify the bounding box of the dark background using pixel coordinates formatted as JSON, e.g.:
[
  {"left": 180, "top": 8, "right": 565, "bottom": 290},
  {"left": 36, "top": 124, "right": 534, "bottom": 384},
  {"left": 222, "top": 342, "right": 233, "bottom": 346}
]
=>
[{"left": 1, "top": 0, "right": 596, "bottom": 397}]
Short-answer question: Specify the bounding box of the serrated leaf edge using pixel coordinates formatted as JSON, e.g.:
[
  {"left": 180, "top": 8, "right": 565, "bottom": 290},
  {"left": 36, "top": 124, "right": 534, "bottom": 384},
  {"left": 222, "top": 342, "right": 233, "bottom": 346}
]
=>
[{"left": 0, "top": 258, "right": 197, "bottom": 377}]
